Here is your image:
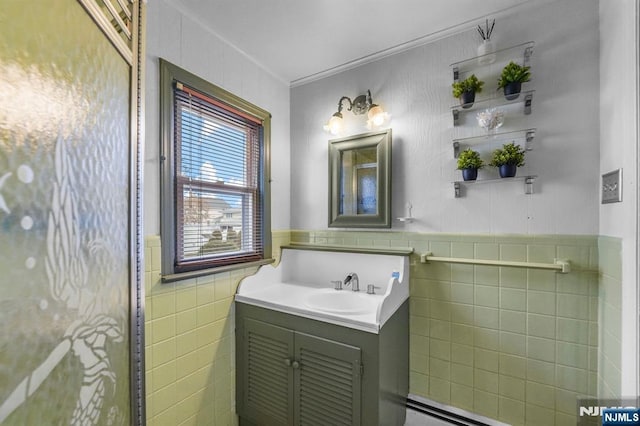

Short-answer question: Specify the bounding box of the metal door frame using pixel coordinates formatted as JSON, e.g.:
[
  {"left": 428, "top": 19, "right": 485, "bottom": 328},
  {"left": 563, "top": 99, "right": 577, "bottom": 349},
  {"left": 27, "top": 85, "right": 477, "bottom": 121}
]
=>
[{"left": 77, "top": 1, "right": 146, "bottom": 423}]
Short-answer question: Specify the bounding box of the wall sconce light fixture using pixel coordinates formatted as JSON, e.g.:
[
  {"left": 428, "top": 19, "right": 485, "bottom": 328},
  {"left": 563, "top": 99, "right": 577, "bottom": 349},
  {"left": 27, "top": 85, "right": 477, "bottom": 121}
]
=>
[{"left": 323, "top": 90, "right": 389, "bottom": 135}]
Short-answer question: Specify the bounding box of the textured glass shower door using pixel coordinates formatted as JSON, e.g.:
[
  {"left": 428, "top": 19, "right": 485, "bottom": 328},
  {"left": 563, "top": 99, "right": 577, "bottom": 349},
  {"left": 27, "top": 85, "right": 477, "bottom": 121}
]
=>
[{"left": 0, "top": 1, "right": 141, "bottom": 424}]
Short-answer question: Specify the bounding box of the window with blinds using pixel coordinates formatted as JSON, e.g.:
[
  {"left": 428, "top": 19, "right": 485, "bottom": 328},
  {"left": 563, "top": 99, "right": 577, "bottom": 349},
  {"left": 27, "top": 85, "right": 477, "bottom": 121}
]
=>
[{"left": 160, "top": 60, "right": 271, "bottom": 276}]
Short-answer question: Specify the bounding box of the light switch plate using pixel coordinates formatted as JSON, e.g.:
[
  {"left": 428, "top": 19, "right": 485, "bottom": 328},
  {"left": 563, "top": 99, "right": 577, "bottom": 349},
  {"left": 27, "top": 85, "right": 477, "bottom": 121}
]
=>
[{"left": 602, "top": 169, "right": 622, "bottom": 204}]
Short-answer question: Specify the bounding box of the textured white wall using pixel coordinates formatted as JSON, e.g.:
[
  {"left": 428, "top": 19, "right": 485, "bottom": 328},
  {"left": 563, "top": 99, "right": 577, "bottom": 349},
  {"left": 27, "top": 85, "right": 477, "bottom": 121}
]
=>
[
  {"left": 144, "top": 0, "right": 291, "bottom": 235},
  {"left": 290, "top": 0, "right": 600, "bottom": 235},
  {"left": 599, "top": 0, "right": 639, "bottom": 397}
]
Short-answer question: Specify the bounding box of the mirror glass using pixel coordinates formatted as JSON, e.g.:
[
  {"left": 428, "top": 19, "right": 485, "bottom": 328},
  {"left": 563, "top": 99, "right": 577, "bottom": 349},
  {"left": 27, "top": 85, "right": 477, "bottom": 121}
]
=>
[{"left": 329, "top": 129, "right": 391, "bottom": 228}]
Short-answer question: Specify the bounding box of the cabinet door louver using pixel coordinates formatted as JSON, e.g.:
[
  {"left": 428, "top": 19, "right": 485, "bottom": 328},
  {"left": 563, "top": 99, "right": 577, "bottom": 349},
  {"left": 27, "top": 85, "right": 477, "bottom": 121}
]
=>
[
  {"left": 243, "top": 318, "right": 295, "bottom": 425},
  {"left": 294, "top": 332, "right": 362, "bottom": 426}
]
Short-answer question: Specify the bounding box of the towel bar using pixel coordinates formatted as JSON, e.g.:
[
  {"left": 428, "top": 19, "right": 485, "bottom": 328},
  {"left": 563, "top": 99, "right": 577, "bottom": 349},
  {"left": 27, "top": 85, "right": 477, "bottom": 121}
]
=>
[{"left": 419, "top": 252, "right": 570, "bottom": 273}]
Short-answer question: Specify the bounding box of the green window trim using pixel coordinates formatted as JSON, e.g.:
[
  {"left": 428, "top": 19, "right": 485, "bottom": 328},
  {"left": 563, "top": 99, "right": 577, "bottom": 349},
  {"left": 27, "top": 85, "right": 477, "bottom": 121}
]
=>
[{"left": 159, "top": 59, "right": 272, "bottom": 277}]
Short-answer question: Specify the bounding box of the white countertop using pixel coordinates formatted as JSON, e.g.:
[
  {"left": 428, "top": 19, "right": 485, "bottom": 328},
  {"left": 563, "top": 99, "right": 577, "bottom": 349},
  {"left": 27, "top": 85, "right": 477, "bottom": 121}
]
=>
[{"left": 235, "top": 248, "right": 410, "bottom": 334}]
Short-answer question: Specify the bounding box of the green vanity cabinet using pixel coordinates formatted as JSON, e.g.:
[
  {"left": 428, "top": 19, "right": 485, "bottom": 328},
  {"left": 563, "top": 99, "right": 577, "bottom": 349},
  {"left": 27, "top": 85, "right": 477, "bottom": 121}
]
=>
[
  {"left": 239, "top": 318, "right": 295, "bottom": 425},
  {"left": 239, "top": 317, "right": 362, "bottom": 425},
  {"left": 236, "top": 301, "right": 409, "bottom": 426}
]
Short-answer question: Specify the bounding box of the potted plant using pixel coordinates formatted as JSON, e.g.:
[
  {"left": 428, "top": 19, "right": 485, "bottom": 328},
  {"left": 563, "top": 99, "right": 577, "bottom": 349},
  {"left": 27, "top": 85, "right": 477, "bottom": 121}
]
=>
[
  {"left": 452, "top": 74, "right": 484, "bottom": 109},
  {"left": 489, "top": 142, "right": 525, "bottom": 178},
  {"left": 456, "top": 148, "right": 484, "bottom": 181},
  {"left": 497, "top": 61, "right": 531, "bottom": 100}
]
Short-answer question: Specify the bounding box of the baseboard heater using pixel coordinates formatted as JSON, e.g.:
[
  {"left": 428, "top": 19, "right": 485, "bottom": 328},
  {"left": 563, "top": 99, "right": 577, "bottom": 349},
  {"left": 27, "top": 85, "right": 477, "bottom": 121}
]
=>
[{"left": 406, "top": 397, "right": 490, "bottom": 426}]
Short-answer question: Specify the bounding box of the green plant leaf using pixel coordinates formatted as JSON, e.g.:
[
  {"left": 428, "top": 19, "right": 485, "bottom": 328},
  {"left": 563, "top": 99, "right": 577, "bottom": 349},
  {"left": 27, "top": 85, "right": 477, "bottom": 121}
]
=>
[
  {"left": 457, "top": 148, "right": 484, "bottom": 169},
  {"left": 488, "top": 142, "right": 525, "bottom": 167},
  {"left": 497, "top": 61, "right": 531, "bottom": 88},
  {"left": 452, "top": 74, "right": 485, "bottom": 98}
]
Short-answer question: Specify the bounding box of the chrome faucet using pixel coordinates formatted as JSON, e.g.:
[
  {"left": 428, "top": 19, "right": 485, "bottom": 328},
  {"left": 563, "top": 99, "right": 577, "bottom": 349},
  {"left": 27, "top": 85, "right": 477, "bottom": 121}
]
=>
[{"left": 343, "top": 272, "right": 359, "bottom": 292}]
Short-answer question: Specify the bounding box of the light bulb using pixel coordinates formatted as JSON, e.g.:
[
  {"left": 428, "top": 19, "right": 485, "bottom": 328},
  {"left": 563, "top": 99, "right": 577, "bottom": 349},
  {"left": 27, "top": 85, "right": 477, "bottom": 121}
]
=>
[
  {"left": 372, "top": 113, "right": 385, "bottom": 126},
  {"left": 367, "top": 105, "right": 387, "bottom": 128},
  {"left": 326, "top": 115, "right": 343, "bottom": 135}
]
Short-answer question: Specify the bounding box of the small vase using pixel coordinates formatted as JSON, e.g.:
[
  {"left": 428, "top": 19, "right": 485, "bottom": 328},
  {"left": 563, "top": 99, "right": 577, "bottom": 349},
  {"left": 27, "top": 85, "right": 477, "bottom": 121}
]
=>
[
  {"left": 498, "top": 164, "right": 517, "bottom": 178},
  {"left": 477, "top": 40, "right": 496, "bottom": 65},
  {"left": 459, "top": 91, "right": 475, "bottom": 109},
  {"left": 503, "top": 82, "right": 522, "bottom": 100},
  {"left": 462, "top": 168, "right": 478, "bottom": 181}
]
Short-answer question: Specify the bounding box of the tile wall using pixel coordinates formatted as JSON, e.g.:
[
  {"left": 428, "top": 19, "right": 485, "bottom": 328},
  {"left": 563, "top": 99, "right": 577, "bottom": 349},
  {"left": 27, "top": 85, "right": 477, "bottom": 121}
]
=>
[
  {"left": 291, "top": 230, "right": 604, "bottom": 426},
  {"left": 144, "top": 231, "right": 290, "bottom": 426},
  {"left": 145, "top": 229, "right": 621, "bottom": 426},
  {"left": 597, "top": 236, "right": 623, "bottom": 398}
]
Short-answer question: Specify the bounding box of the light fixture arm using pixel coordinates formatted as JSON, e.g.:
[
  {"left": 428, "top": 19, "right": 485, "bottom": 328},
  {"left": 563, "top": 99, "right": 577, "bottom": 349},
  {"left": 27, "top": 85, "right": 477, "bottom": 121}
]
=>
[
  {"left": 336, "top": 96, "right": 352, "bottom": 115},
  {"left": 335, "top": 90, "right": 375, "bottom": 115},
  {"left": 324, "top": 89, "right": 387, "bottom": 134},
  {"left": 365, "top": 90, "right": 373, "bottom": 108}
]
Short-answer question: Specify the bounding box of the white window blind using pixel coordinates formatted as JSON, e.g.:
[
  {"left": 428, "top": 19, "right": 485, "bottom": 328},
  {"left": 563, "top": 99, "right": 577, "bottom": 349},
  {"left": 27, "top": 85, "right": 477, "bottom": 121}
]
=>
[{"left": 172, "top": 82, "right": 265, "bottom": 271}]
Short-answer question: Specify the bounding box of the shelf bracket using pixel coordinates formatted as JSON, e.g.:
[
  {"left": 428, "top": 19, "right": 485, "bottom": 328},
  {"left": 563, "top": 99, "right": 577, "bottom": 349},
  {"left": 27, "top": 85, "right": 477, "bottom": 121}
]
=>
[
  {"left": 525, "top": 176, "right": 535, "bottom": 194},
  {"left": 525, "top": 130, "right": 535, "bottom": 151},
  {"left": 452, "top": 109, "right": 460, "bottom": 126},
  {"left": 524, "top": 93, "right": 533, "bottom": 115},
  {"left": 452, "top": 66, "right": 459, "bottom": 82},
  {"left": 524, "top": 46, "right": 534, "bottom": 67},
  {"left": 453, "top": 141, "right": 460, "bottom": 158},
  {"left": 454, "top": 182, "right": 461, "bottom": 198}
]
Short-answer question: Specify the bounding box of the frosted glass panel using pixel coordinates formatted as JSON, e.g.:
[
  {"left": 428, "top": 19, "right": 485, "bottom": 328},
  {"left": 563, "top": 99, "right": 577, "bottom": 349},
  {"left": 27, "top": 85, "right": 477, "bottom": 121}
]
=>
[{"left": 0, "top": 1, "right": 131, "bottom": 424}]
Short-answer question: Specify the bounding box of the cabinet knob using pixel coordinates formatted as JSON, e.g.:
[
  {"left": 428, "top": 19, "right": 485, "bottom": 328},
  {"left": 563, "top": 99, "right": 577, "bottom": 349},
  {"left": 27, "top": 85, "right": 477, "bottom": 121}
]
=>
[{"left": 284, "top": 358, "right": 300, "bottom": 369}]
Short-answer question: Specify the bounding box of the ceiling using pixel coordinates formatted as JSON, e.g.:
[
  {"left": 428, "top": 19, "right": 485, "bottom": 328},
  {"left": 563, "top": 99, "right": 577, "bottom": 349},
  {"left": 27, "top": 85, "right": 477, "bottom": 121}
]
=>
[{"left": 172, "top": 0, "right": 531, "bottom": 85}]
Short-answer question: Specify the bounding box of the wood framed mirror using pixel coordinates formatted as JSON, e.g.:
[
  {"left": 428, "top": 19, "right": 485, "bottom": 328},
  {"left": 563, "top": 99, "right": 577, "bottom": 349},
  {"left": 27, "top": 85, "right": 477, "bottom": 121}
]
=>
[{"left": 328, "top": 129, "right": 392, "bottom": 228}]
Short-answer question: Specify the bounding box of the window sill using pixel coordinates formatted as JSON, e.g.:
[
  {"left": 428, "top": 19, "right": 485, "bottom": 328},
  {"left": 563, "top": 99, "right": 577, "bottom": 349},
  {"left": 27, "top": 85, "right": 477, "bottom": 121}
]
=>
[{"left": 161, "top": 258, "right": 275, "bottom": 284}]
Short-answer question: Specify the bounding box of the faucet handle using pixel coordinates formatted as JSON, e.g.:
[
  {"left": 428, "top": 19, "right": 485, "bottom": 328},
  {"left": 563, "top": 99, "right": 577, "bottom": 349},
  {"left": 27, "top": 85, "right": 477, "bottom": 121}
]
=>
[
  {"left": 367, "top": 284, "right": 381, "bottom": 295},
  {"left": 331, "top": 280, "right": 343, "bottom": 290}
]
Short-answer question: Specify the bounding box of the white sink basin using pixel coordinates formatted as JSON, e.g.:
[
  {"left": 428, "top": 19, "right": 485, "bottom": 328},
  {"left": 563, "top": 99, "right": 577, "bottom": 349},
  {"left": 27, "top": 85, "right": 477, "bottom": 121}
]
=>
[
  {"left": 235, "top": 247, "right": 410, "bottom": 333},
  {"left": 304, "top": 290, "right": 379, "bottom": 315}
]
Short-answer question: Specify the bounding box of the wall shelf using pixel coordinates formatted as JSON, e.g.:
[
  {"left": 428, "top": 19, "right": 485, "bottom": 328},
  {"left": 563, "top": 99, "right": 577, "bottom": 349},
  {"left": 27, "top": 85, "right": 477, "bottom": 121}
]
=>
[
  {"left": 453, "top": 128, "right": 536, "bottom": 157},
  {"left": 451, "top": 41, "right": 534, "bottom": 82},
  {"left": 450, "top": 41, "right": 537, "bottom": 198},
  {"left": 282, "top": 243, "right": 414, "bottom": 256},
  {"left": 452, "top": 90, "right": 534, "bottom": 125},
  {"left": 453, "top": 175, "right": 537, "bottom": 197}
]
